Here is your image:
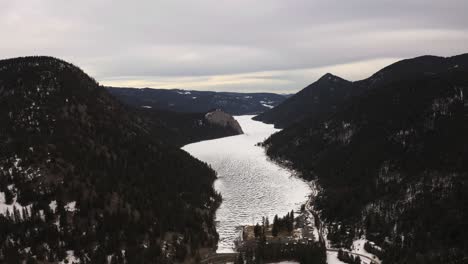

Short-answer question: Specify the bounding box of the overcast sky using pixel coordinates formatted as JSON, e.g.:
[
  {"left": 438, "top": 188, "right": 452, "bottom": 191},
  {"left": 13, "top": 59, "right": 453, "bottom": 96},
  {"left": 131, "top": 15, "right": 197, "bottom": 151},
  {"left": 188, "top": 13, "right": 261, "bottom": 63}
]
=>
[{"left": 1, "top": 0, "right": 468, "bottom": 93}]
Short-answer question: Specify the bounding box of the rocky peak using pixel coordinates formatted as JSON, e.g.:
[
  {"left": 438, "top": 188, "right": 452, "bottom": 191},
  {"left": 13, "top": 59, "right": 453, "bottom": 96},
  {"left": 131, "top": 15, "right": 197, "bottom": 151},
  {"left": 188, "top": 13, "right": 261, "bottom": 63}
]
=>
[
  {"left": 205, "top": 109, "right": 243, "bottom": 134},
  {"left": 317, "top": 73, "right": 347, "bottom": 83}
]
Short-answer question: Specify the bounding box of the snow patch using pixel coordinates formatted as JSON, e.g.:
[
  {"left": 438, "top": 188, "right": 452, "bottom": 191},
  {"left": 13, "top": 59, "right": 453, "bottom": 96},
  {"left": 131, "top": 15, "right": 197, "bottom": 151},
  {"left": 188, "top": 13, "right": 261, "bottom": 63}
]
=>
[
  {"left": 0, "top": 192, "right": 32, "bottom": 220},
  {"left": 350, "top": 238, "right": 381, "bottom": 264},
  {"left": 59, "top": 250, "right": 80, "bottom": 264},
  {"left": 65, "top": 201, "right": 77, "bottom": 212},
  {"left": 260, "top": 100, "right": 274, "bottom": 109},
  {"left": 49, "top": 200, "right": 57, "bottom": 212},
  {"left": 327, "top": 251, "right": 347, "bottom": 264},
  {"left": 3, "top": 155, "right": 42, "bottom": 180}
]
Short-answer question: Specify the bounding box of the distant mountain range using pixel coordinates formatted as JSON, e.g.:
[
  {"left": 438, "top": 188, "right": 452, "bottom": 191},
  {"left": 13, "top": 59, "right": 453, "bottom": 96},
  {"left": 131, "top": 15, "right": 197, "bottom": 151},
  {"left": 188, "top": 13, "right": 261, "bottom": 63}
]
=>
[
  {"left": 0, "top": 56, "right": 240, "bottom": 263},
  {"left": 259, "top": 53, "right": 468, "bottom": 263},
  {"left": 107, "top": 87, "right": 289, "bottom": 115}
]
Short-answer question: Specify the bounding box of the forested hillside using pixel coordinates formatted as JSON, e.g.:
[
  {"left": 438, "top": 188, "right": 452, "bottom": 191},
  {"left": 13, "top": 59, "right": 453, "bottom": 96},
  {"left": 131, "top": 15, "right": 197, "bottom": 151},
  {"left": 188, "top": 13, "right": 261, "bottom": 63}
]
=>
[
  {"left": 0, "top": 56, "right": 222, "bottom": 263},
  {"left": 134, "top": 108, "right": 243, "bottom": 147},
  {"left": 254, "top": 73, "right": 356, "bottom": 128},
  {"left": 256, "top": 54, "right": 468, "bottom": 128},
  {"left": 262, "top": 54, "right": 468, "bottom": 263}
]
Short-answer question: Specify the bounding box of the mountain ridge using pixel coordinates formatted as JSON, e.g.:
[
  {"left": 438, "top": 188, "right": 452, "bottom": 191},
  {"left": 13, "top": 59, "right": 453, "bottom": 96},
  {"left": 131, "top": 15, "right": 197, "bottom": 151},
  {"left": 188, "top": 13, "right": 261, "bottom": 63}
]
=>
[
  {"left": 261, "top": 54, "right": 468, "bottom": 263},
  {"left": 253, "top": 71, "right": 355, "bottom": 128},
  {"left": 107, "top": 86, "right": 288, "bottom": 115},
  {"left": 0, "top": 56, "right": 222, "bottom": 263},
  {"left": 255, "top": 53, "right": 468, "bottom": 128}
]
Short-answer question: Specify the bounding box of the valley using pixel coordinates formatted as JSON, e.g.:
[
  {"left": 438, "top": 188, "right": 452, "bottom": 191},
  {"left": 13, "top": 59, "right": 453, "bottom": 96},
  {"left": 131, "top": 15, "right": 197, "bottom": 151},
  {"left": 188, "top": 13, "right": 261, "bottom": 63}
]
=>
[
  {"left": 3, "top": 2, "right": 468, "bottom": 263},
  {"left": 1, "top": 53, "right": 467, "bottom": 264},
  {"left": 183, "top": 116, "right": 311, "bottom": 253},
  {"left": 182, "top": 116, "right": 382, "bottom": 264}
]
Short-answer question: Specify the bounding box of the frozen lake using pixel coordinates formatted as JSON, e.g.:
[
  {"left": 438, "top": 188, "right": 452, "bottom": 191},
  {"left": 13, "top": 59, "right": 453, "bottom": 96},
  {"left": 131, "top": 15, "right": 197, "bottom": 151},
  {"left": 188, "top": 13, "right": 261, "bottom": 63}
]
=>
[{"left": 183, "top": 115, "right": 311, "bottom": 253}]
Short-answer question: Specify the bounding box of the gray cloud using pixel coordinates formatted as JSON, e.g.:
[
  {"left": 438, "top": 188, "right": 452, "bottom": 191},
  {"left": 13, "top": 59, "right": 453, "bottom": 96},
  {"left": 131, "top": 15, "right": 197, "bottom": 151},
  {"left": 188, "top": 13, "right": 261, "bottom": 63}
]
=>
[{"left": 1, "top": 0, "right": 468, "bottom": 92}]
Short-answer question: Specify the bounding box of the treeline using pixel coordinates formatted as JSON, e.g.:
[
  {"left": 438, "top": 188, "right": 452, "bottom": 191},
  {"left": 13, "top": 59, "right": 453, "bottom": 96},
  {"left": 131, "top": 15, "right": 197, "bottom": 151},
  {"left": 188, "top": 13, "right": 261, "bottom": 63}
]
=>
[
  {"left": 253, "top": 211, "right": 295, "bottom": 238},
  {"left": 237, "top": 241, "right": 326, "bottom": 264},
  {"left": 364, "top": 241, "right": 383, "bottom": 259},
  {"left": 272, "top": 211, "right": 294, "bottom": 236},
  {"left": 337, "top": 249, "right": 362, "bottom": 264},
  {"left": 243, "top": 211, "right": 326, "bottom": 264}
]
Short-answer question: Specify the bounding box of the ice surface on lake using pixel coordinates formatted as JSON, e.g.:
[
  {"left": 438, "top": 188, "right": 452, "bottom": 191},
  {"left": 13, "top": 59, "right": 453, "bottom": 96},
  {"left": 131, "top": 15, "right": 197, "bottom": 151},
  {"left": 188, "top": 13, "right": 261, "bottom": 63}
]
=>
[
  {"left": 326, "top": 252, "right": 347, "bottom": 264},
  {"left": 183, "top": 115, "right": 311, "bottom": 253}
]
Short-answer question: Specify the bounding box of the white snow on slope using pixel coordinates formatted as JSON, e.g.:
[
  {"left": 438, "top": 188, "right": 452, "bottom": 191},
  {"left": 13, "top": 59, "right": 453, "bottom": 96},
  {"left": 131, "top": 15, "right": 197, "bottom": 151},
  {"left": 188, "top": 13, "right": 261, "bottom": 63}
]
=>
[
  {"left": 49, "top": 200, "right": 57, "bottom": 212},
  {"left": 350, "top": 239, "right": 381, "bottom": 264},
  {"left": 0, "top": 191, "right": 32, "bottom": 219},
  {"left": 65, "top": 201, "right": 77, "bottom": 212},
  {"left": 260, "top": 100, "right": 274, "bottom": 109},
  {"left": 327, "top": 251, "right": 346, "bottom": 264},
  {"left": 59, "top": 250, "right": 80, "bottom": 264}
]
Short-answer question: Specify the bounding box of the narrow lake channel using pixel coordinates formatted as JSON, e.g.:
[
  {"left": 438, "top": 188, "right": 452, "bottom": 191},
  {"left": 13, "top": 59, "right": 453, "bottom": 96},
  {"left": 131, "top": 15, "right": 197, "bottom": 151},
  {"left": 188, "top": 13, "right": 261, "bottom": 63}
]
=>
[{"left": 183, "top": 115, "right": 311, "bottom": 253}]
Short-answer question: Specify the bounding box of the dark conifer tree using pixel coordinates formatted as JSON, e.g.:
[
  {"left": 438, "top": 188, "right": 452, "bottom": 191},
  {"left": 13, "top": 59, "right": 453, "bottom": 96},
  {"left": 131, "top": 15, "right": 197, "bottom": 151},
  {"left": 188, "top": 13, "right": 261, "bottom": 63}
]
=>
[{"left": 272, "top": 215, "right": 279, "bottom": 237}]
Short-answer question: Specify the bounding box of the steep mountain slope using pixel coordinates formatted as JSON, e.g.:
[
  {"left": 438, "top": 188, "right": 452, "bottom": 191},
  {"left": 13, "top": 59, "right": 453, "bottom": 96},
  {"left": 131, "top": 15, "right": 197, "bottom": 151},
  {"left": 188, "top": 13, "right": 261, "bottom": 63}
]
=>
[
  {"left": 107, "top": 87, "right": 288, "bottom": 115},
  {"left": 263, "top": 55, "right": 468, "bottom": 263},
  {"left": 110, "top": 91, "right": 244, "bottom": 147},
  {"left": 255, "top": 54, "right": 468, "bottom": 128},
  {"left": 254, "top": 73, "right": 355, "bottom": 128},
  {"left": 136, "top": 108, "right": 243, "bottom": 147},
  {"left": 0, "top": 56, "right": 221, "bottom": 263}
]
